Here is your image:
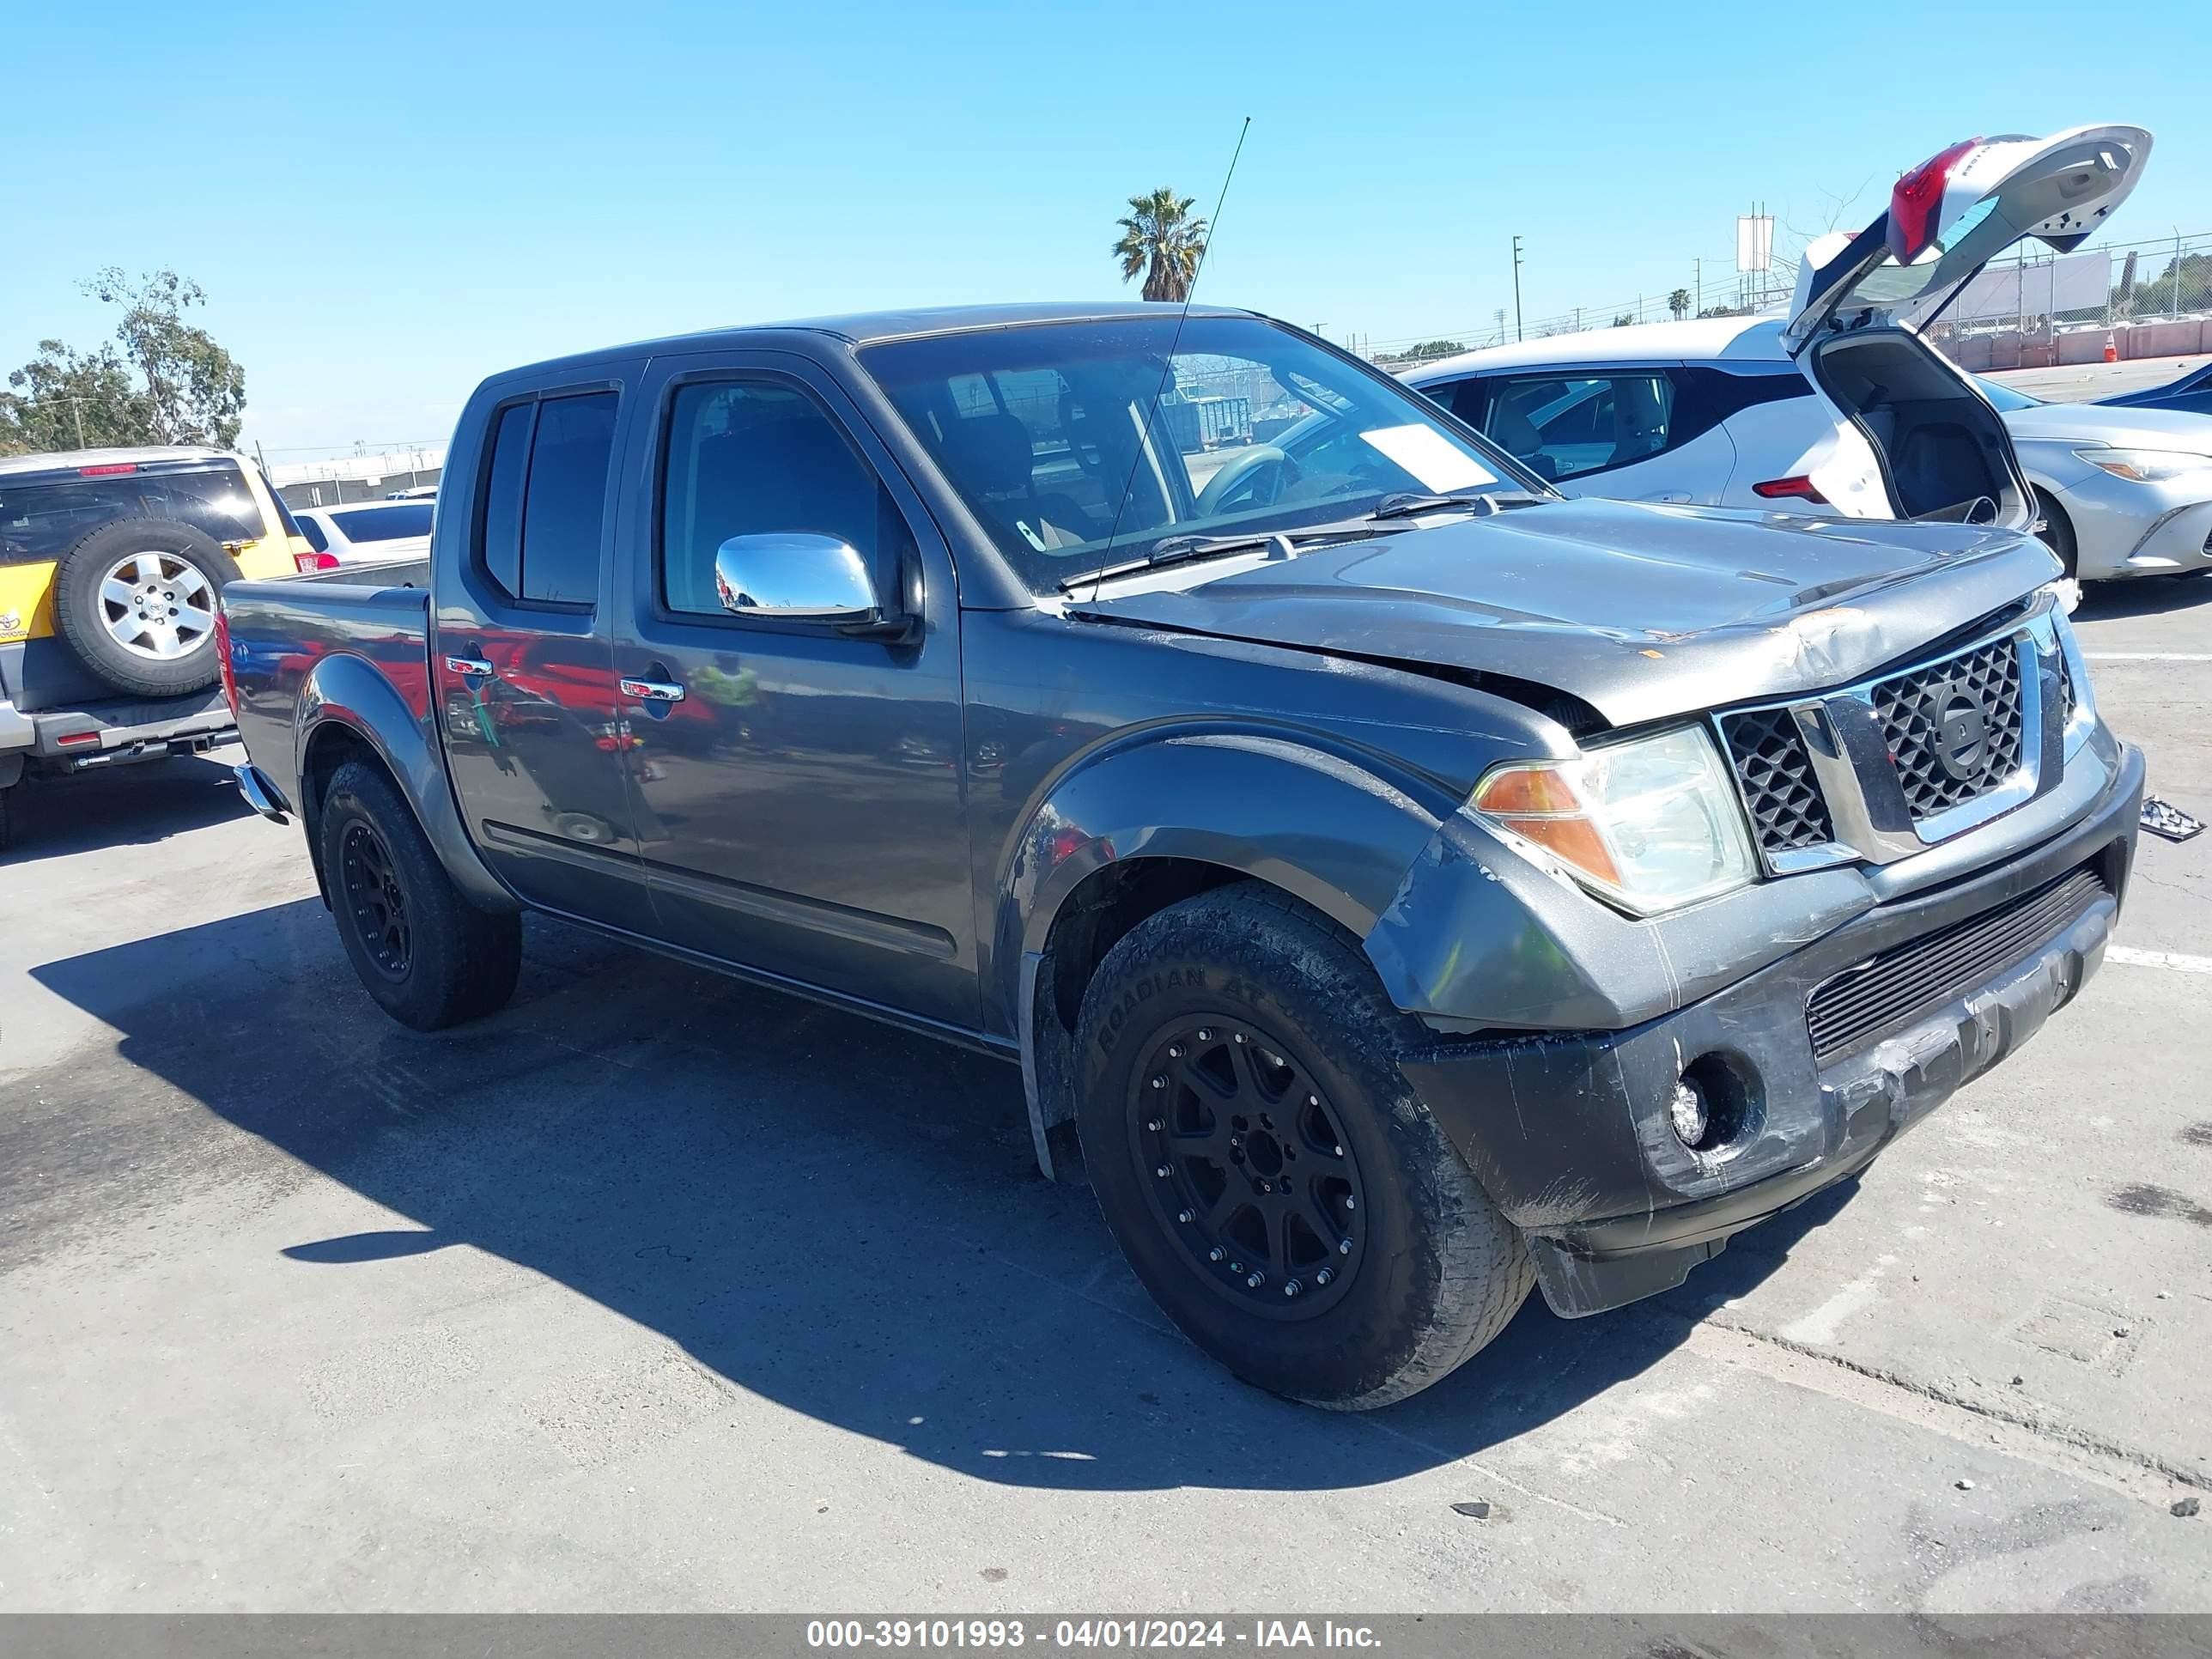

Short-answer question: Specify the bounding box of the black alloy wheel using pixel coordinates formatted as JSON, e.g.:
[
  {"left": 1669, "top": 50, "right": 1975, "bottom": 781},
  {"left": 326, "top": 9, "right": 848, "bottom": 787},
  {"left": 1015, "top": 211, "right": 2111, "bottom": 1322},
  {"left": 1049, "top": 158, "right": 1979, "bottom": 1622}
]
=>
[
  {"left": 1127, "top": 1015, "right": 1367, "bottom": 1317},
  {"left": 339, "top": 820, "right": 412, "bottom": 980}
]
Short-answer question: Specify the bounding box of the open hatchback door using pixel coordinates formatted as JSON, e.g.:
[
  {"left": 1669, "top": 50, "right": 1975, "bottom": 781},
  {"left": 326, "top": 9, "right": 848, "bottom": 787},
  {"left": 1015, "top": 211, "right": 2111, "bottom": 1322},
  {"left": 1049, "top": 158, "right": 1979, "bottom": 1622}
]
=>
[{"left": 1784, "top": 125, "right": 2152, "bottom": 529}]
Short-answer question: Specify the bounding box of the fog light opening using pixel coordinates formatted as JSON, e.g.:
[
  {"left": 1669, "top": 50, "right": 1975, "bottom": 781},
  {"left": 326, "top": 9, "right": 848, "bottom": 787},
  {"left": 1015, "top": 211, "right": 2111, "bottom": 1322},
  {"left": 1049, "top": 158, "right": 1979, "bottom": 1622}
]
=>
[{"left": 1672, "top": 1054, "right": 1758, "bottom": 1156}]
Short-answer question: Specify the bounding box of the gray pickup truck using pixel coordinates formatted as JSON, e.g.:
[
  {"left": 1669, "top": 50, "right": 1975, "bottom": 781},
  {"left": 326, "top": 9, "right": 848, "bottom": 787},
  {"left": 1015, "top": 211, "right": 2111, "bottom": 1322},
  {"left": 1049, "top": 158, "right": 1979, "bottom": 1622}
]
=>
[{"left": 221, "top": 302, "right": 2141, "bottom": 1408}]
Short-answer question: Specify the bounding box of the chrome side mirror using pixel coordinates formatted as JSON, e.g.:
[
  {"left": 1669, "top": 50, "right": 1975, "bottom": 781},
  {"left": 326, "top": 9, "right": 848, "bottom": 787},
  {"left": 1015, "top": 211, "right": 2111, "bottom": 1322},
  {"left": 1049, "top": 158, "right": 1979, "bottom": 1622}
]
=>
[{"left": 713, "top": 533, "right": 879, "bottom": 623}]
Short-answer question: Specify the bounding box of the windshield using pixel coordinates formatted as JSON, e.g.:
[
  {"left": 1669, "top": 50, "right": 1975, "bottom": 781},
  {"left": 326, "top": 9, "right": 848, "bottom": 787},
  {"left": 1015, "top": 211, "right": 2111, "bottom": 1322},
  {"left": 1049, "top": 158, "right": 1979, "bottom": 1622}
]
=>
[
  {"left": 1975, "top": 375, "right": 2042, "bottom": 411},
  {"left": 861, "top": 315, "right": 1547, "bottom": 594},
  {"left": 330, "top": 502, "right": 433, "bottom": 542}
]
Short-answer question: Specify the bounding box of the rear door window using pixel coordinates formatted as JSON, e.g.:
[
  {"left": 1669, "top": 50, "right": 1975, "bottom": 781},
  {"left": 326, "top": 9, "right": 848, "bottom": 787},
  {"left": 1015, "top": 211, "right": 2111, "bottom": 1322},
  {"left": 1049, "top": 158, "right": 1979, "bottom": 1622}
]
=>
[
  {"left": 475, "top": 390, "right": 619, "bottom": 606},
  {"left": 296, "top": 516, "right": 330, "bottom": 554},
  {"left": 1480, "top": 374, "right": 1676, "bottom": 483}
]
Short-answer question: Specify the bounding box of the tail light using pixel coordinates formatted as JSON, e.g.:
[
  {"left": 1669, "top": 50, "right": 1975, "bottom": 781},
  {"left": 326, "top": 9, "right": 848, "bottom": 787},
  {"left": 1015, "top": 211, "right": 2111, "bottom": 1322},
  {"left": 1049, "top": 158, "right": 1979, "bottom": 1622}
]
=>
[
  {"left": 215, "top": 608, "right": 240, "bottom": 718},
  {"left": 1888, "top": 137, "right": 1980, "bottom": 264},
  {"left": 1752, "top": 475, "right": 1829, "bottom": 504},
  {"left": 295, "top": 550, "right": 340, "bottom": 573}
]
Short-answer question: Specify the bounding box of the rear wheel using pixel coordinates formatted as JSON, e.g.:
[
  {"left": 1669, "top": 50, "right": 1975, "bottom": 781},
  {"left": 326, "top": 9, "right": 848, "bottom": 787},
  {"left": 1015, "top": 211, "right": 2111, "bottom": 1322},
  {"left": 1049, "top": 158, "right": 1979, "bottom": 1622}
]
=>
[
  {"left": 319, "top": 759, "right": 520, "bottom": 1030},
  {"left": 1074, "top": 882, "right": 1531, "bottom": 1409},
  {"left": 2034, "top": 489, "right": 2079, "bottom": 579}
]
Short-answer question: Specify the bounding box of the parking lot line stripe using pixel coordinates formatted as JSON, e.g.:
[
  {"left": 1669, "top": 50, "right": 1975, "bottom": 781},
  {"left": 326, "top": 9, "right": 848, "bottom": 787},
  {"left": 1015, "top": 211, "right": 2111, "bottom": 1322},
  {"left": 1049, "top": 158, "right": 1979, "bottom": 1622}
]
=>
[
  {"left": 2083, "top": 653, "right": 2212, "bottom": 662},
  {"left": 2108, "top": 945, "right": 2212, "bottom": 975}
]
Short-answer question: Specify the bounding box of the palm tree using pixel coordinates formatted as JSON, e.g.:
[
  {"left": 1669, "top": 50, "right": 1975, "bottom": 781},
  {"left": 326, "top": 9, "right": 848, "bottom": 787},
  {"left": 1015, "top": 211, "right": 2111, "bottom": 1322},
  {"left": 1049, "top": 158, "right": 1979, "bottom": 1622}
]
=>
[
  {"left": 1115, "top": 189, "right": 1209, "bottom": 302},
  {"left": 1668, "top": 288, "right": 1692, "bottom": 321}
]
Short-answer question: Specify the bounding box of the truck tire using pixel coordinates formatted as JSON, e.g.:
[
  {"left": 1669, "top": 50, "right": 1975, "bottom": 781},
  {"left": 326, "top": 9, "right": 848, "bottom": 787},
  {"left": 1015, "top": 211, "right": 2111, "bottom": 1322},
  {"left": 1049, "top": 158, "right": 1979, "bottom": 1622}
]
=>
[
  {"left": 319, "top": 759, "right": 521, "bottom": 1031},
  {"left": 53, "top": 519, "right": 241, "bottom": 697},
  {"left": 1074, "top": 881, "right": 1532, "bottom": 1409}
]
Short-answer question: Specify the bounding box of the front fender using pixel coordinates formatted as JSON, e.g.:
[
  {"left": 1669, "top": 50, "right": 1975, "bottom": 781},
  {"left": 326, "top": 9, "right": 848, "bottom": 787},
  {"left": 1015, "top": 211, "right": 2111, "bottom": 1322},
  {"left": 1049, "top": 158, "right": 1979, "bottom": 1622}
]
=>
[
  {"left": 1368, "top": 808, "right": 1870, "bottom": 1031},
  {"left": 296, "top": 651, "right": 516, "bottom": 913},
  {"left": 1002, "top": 730, "right": 1449, "bottom": 982}
]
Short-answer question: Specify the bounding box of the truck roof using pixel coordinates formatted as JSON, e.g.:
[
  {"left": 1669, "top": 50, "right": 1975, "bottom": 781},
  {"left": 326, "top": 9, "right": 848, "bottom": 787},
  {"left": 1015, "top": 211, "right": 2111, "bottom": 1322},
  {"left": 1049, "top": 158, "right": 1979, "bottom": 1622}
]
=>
[{"left": 493, "top": 301, "right": 1261, "bottom": 381}]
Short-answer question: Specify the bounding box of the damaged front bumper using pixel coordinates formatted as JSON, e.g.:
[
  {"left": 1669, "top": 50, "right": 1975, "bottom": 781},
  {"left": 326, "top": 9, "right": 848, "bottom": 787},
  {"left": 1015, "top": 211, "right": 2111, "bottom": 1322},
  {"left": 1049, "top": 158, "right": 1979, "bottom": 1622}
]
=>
[{"left": 1397, "top": 739, "right": 2143, "bottom": 1320}]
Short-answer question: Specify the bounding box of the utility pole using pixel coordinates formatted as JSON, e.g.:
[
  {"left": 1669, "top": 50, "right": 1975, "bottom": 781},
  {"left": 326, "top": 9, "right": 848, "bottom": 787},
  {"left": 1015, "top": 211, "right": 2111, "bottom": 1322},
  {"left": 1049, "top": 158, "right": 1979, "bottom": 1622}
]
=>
[
  {"left": 1694, "top": 258, "right": 1702, "bottom": 318},
  {"left": 2177, "top": 228, "right": 2186, "bottom": 322},
  {"left": 1511, "top": 236, "right": 1525, "bottom": 342},
  {"left": 68, "top": 397, "right": 86, "bottom": 449}
]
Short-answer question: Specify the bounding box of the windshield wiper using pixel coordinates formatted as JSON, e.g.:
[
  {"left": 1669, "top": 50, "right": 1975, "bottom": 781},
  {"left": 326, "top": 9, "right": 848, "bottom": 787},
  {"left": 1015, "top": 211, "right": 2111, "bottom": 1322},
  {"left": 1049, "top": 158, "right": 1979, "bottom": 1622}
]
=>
[
  {"left": 1058, "top": 498, "right": 1514, "bottom": 595},
  {"left": 1368, "top": 489, "right": 1548, "bottom": 521},
  {"left": 1058, "top": 532, "right": 1287, "bottom": 592},
  {"left": 1060, "top": 520, "right": 1395, "bottom": 592}
]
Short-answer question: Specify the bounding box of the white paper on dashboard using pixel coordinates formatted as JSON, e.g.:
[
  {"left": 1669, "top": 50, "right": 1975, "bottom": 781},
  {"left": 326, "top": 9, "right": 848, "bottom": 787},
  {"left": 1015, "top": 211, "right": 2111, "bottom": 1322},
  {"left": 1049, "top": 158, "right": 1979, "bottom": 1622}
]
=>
[{"left": 1356, "top": 424, "right": 1498, "bottom": 492}]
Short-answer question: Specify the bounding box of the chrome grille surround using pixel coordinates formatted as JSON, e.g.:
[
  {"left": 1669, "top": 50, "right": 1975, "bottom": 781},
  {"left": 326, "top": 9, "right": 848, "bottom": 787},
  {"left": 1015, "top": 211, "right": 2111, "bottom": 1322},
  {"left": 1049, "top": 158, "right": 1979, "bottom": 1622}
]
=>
[{"left": 1714, "top": 600, "right": 2091, "bottom": 875}]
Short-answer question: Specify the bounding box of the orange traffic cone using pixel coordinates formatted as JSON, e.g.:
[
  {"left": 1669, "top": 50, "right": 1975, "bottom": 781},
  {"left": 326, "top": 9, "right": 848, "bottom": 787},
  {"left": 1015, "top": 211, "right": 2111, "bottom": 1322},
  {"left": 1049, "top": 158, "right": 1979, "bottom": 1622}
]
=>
[{"left": 2102, "top": 331, "right": 2118, "bottom": 362}]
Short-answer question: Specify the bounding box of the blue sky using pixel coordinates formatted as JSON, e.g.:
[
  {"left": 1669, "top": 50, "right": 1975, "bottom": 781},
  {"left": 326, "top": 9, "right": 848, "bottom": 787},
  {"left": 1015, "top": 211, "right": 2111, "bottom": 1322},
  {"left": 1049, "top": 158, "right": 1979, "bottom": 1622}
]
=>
[{"left": 4, "top": 0, "right": 2206, "bottom": 459}]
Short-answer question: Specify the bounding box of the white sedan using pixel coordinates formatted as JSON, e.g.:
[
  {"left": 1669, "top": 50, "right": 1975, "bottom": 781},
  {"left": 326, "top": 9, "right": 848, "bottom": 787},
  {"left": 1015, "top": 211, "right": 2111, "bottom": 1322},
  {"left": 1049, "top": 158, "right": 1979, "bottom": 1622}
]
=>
[
  {"left": 1973, "top": 377, "right": 2212, "bottom": 580},
  {"left": 292, "top": 501, "right": 434, "bottom": 571}
]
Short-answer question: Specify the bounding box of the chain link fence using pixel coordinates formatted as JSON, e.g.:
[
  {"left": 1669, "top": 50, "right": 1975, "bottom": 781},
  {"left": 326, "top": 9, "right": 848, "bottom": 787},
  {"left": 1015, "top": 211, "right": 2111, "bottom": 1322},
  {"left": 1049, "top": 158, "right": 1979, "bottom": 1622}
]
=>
[{"left": 1927, "top": 232, "right": 2212, "bottom": 370}]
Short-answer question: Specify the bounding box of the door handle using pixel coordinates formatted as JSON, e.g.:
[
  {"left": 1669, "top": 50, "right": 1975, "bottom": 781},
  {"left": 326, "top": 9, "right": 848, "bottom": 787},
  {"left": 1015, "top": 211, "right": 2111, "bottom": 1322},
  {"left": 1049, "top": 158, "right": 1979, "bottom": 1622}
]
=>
[
  {"left": 445, "top": 656, "right": 495, "bottom": 678},
  {"left": 621, "top": 678, "right": 687, "bottom": 704},
  {"left": 1646, "top": 492, "right": 1692, "bottom": 504}
]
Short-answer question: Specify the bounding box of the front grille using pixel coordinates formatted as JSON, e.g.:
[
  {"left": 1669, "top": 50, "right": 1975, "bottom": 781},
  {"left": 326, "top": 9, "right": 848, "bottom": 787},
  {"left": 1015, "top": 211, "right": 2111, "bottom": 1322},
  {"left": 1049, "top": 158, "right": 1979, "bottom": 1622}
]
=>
[
  {"left": 1805, "top": 865, "right": 2108, "bottom": 1064},
  {"left": 1871, "top": 637, "right": 2027, "bottom": 819},
  {"left": 1723, "top": 707, "right": 1834, "bottom": 854}
]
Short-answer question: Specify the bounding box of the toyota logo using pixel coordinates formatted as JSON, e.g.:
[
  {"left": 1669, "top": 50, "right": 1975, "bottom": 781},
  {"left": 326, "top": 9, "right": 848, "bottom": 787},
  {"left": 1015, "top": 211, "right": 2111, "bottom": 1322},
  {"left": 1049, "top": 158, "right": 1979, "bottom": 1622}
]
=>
[{"left": 1926, "top": 681, "right": 1990, "bottom": 782}]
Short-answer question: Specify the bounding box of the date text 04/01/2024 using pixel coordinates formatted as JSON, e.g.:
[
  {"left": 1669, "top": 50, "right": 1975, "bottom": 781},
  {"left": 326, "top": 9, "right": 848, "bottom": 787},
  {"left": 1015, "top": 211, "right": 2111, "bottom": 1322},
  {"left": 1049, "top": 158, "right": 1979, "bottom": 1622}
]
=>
[{"left": 803, "top": 1619, "right": 1382, "bottom": 1650}]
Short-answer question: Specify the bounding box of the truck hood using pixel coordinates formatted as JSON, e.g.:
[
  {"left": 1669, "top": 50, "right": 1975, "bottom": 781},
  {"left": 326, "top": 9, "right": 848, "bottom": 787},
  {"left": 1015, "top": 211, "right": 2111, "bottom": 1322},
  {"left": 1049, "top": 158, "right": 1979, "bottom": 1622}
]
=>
[{"left": 1069, "top": 499, "right": 2061, "bottom": 728}]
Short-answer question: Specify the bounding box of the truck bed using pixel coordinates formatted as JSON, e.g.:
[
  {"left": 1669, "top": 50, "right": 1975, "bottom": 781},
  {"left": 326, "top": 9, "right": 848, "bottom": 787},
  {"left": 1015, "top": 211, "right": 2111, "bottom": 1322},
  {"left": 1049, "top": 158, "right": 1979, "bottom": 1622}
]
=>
[{"left": 221, "top": 568, "right": 437, "bottom": 813}]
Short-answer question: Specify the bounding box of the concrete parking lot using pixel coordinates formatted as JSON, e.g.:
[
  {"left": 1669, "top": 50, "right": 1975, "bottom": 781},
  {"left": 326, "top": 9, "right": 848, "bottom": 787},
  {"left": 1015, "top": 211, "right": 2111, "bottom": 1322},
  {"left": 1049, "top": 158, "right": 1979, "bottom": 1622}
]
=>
[{"left": 2, "top": 581, "right": 2209, "bottom": 1613}]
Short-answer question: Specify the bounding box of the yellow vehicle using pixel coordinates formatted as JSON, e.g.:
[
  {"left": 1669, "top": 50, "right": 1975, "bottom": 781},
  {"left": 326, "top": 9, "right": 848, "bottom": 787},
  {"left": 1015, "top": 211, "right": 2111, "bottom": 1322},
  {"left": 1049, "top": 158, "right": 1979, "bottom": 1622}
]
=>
[{"left": 0, "top": 446, "right": 311, "bottom": 848}]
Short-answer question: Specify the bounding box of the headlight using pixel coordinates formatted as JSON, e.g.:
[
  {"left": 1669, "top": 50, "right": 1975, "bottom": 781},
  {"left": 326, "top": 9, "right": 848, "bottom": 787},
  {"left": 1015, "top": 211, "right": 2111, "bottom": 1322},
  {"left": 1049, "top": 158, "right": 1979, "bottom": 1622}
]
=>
[
  {"left": 2073, "top": 447, "right": 2212, "bottom": 483},
  {"left": 1471, "top": 726, "right": 1757, "bottom": 916}
]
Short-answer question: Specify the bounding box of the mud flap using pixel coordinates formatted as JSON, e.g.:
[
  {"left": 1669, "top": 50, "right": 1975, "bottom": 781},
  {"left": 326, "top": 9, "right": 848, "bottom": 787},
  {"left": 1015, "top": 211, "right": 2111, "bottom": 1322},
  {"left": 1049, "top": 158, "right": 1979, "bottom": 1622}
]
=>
[
  {"left": 1528, "top": 1234, "right": 1723, "bottom": 1318},
  {"left": 1018, "top": 946, "right": 1086, "bottom": 1183}
]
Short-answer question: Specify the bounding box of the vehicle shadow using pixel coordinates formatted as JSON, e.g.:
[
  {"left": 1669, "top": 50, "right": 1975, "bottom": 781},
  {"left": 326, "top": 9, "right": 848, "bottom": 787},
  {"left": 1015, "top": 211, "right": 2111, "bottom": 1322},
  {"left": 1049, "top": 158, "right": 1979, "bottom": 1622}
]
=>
[
  {"left": 28, "top": 898, "right": 1844, "bottom": 1493},
  {"left": 2075, "top": 576, "right": 2211, "bottom": 623},
  {"left": 3, "top": 750, "right": 252, "bottom": 864}
]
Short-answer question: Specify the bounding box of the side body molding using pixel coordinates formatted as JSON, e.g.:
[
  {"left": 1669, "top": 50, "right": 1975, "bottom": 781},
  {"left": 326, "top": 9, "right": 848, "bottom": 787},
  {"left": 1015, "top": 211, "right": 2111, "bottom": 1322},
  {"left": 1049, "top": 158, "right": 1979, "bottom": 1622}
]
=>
[{"left": 295, "top": 651, "right": 517, "bottom": 914}]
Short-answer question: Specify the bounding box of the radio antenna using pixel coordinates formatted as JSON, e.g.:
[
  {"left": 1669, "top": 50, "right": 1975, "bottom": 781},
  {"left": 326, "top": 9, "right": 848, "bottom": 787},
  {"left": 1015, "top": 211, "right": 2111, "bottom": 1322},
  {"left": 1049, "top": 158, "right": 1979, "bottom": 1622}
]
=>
[{"left": 1087, "top": 117, "right": 1251, "bottom": 603}]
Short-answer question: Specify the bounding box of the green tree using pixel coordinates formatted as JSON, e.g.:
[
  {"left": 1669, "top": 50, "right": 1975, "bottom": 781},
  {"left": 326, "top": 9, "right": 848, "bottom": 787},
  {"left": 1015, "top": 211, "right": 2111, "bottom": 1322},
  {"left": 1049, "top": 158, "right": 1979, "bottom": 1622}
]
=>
[
  {"left": 0, "top": 339, "right": 151, "bottom": 455},
  {"left": 1114, "top": 189, "right": 1209, "bottom": 302},
  {"left": 1405, "top": 338, "right": 1467, "bottom": 360},
  {"left": 1613, "top": 312, "right": 1636, "bottom": 327},
  {"left": 1668, "top": 289, "right": 1692, "bottom": 321},
  {"left": 82, "top": 267, "right": 246, "bottom": 447}
]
